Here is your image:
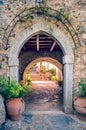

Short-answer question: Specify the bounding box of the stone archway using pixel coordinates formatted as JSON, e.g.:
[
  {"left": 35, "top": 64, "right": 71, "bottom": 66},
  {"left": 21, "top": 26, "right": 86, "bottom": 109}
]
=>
[
  {"left": 8, "top": 21, "right": 74, "bottom": 113},
  {"left": 23, "top": 57, "right": 62, "bottom": 83}
]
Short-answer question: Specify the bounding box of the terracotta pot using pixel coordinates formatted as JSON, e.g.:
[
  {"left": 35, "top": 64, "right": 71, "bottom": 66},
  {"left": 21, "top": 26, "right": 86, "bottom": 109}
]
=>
[
  {"left": 6, "top": 98, "right": 25, "bottom": 121},
  {"left": 74, "top": 98, "right": 86, "bottom": 114}
]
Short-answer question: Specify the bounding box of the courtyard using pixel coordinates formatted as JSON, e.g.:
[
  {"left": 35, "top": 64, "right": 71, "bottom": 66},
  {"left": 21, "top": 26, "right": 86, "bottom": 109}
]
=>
[{"left": 0, "top": 0, "right": 86, "bottom": 130}]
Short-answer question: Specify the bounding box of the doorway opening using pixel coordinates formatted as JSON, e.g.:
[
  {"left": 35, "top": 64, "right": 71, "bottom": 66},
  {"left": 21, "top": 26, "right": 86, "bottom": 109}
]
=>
[
  {"left": 19, "top": 32, "right": 63, "bottom": 112},
  {"left": 24, "top": 60, "right": 63, "bottom": 111}
]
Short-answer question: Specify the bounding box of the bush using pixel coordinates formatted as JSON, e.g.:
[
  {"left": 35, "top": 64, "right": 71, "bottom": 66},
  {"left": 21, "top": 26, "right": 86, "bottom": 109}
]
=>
[
  {"left": 0, "top": 76, "right": 31, "bottom": 100},
  {"left": 78, "top": 78, "right": 86, "bottom": 97}
]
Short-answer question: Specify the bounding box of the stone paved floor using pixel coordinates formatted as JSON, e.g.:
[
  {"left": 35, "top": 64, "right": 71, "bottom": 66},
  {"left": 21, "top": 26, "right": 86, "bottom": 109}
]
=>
[
  {"left": 24, "top": 81, "right": 63, "bottom": 112},
  {"left": 0, "top": 111, "right": 86, "bottom": 130}
]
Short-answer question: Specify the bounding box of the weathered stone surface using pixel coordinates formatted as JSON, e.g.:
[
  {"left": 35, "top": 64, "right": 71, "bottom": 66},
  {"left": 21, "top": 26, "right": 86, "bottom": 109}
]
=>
[
  {"left": 0, "top": 95, "right": 5, "bottom": 125},
  {"left": 2, "top": 113, "right": 86, "bottom": 130},
  {"left": 82, "top": 54, "right": 86, "bottom": 63},
  {"left": 81, "top": 26, "right": 86, "bottom": 32},
  {"left": 82, "top": 33, "right": 86, "bottom": 39}
]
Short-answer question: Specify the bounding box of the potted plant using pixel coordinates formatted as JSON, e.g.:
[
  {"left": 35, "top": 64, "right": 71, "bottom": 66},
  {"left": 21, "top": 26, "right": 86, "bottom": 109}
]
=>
[
  {"left": 74, "top": 78, "right": 86, "bottom": 114},
  {"left": 0, "top": 76, "right": 31, "bottom": 121}
]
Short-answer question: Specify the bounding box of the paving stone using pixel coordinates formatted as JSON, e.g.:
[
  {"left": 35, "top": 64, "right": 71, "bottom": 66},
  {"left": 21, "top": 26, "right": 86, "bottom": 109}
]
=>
[
  {"left": 53, "top": 126, "right": 67, "bottom": 130},
  {"left": 1, "top": 113, "right": 86, "bottom": 130},
  {"left": 47, "top": 127, "right": 53, "bottom": 130},
  {"left": 48, "top": 115, "right": 76, "bottom": 127},
  {"left": 68, "top": 126, "right": 84, "bottom": 130},
  {"left": 0, "top": 125, "right": 4, "bottom": 130},
  {"left": 22, "top": 114, "right": 32, "bottom": 124},
  {"left": 35, "top": 125, "right": 45, "bottom": 130},
  {"left": 26, "top": 127, "right": 31, "bottom": 130}
]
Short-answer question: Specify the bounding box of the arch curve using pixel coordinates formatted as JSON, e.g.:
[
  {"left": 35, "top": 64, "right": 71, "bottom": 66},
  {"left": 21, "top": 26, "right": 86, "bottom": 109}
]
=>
[
  {"left": 8, "top": 21, "right": 74, "bottom": 113},
  {"left": 23, "top": 57, "right": 62, "bottom": 83},
  {"left": 9, "top": 21, "right": 74, "bottom": 66}
]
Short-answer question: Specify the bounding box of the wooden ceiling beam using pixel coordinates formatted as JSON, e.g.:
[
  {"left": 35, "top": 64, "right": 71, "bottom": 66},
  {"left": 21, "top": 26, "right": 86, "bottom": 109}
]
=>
[
  {"left": 25, "top": 44, "right": 52, "bottom": 46},
  {"left": 27, "top": 40, "right": 53, "bottom": 43},
  {"left": 50, "top": 41, "right": 56, "bottom": 52},
  {"left": 36, "top": 35, "right": 39, "bottom": 51},
  {"left": 26, "top": 46, "right": 50, "bottom": 48}
]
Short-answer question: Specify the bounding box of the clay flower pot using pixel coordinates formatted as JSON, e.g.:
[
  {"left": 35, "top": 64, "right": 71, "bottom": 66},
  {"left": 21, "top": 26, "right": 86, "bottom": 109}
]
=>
[
  {"left": 6, "top": 98, "right": 25, "bottom": 121},
  {"left": 74, "top": 98, "right": 86, "bottom": 114}
]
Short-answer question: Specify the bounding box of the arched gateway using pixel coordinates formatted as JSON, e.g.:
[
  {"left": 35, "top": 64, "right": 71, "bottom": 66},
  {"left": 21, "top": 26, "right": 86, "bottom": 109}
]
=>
[
  {"left": 8, "top": 21, "right": 74, "bottom": 113},
  {"left": 23, "top": 57, "right": 62, "bottom": 83}
]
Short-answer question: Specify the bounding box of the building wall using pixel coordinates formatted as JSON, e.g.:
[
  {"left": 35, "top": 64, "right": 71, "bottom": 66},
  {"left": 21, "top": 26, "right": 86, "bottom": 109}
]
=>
[{"left": 0, "top": 0, "right": 86, "bottom": 88}]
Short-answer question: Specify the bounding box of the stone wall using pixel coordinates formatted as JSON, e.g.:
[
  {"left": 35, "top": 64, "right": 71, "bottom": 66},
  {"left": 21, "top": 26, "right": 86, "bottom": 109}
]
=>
[
  {"left": 0, "top": 95, "right": 5, "bottom": 125},
  {"left": 0, "top": 0, "right": 86, "bottom": 87},
  {"left": 74, "top": 46, "right": 86, "bottom": 87}
]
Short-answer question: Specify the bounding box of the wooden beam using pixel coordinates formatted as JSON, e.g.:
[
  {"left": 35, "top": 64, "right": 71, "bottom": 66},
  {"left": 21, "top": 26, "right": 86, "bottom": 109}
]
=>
[
  {"left": 26, "top": 44, "right": 51, "bottom": 46},
  {"left": 36, "top": 35, "right": 39, "bottom": 51},
  {"left": 28, "top": 40, "right": 53, "bottom": 43},
  {"left": 50, "top": 41, "right": 56, "bottom": 52}
]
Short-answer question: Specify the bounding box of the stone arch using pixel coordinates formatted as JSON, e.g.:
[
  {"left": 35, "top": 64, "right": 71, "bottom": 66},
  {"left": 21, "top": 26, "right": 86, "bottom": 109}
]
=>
[
  {"left": 23, "top": 57, "right": 62, "bottom": 83},
  {"left": 8, "top": 21, "right": 74, "bottom": 113}
]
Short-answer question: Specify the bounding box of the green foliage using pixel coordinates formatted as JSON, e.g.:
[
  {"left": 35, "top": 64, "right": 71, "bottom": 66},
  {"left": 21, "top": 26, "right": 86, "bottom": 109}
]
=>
[
  {"left": 40, "top": 66, "right": 47, "bottom": 73},
  {"left": 49, "top": 68, "right": 55, "bottom": 75},
  {"left": 51, "top": 76, "right": 58, "bottom": 81},
  {"left": 0, "top": 64, "right": 2, "bottom": 69},
  {"left": 0, "top": 76, "right": 31, "bottom": 99},
  {"left": 56, "top": 8, "right": 71, "bottom": 22},
  {"left": 75, "top": 42, "right": 81, "bottom": 48},
  {"left": 27, "top": 75, "right": 32, "bottom": 85},
  {"left": 69, "top": 29, "right": 76, "bottom": 35},
  {"left": 47, "top": 75, "right": 52, "bottom": 80},
  {"left": 78, "top": 78, "right": 86, "bottom": 97},
  {"left": 33, "top": 63, "right": 37, "bottom": 66},
  {"left": 13, "top": 6, "right": 80, "bottom": 50}
]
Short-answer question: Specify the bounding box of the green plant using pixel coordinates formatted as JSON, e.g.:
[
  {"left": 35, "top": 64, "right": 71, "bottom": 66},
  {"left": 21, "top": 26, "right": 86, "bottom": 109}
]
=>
[
  {"left": 51, "top": 76, "right": 58, "bottom": 81},
  {"left": 40, "top": 67, "right": 47, "bottom": 73},
  {"left": 47, "top": 75, "right": 51, "bottom": 80},
  {"left": 27, "top": 74, "right": 32, "bottom": 85},
  {"left": 0, "top": 64, "right": 2, "bottom": 69},
  {"left": 49, "top": 68, "right": 55, "bottom": 75},
  {"left": 33, "top": 63, "right": 37, "bottom": 66},
  {"left": 78, "top": 78, "right": 86, "bottom": 97},
  {"left": 0, "top": 76, "right": 31, "bottom": 100}
]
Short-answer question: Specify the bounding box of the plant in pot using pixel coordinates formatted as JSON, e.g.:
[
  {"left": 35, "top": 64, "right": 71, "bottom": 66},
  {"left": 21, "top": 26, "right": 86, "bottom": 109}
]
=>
[
  {"left": 0, "top": 76, "right": 31, "bottom": 121},
  {"left": 74, "top": 78, "right": 86, "bottom": 114}
]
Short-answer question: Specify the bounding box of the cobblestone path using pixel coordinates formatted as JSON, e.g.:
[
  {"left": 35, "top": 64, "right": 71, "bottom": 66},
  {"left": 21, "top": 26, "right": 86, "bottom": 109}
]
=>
[{"left": 0, "top": 112, "right": 86, "bottom": 130}]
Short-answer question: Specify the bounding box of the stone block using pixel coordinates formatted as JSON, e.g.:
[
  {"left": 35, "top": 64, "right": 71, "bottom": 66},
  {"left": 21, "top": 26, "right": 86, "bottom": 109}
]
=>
[
  {"left": 81, "top": 26, "right": 86, "bottom": 32},
  {"left": 82, "top": 33, "right": 86, "bottom": 39}
]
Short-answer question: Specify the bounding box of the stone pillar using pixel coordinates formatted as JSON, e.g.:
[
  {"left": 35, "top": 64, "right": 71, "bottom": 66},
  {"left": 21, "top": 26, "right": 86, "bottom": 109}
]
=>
[
  {"left": 63, "top": 55, "right": 74, "bottom": 113},
  {"left": 9, "top": 57, "right": 19, "bottom": 83},
  {"left": 10, "top": 66, "right": 19, "bottom": 82}
]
